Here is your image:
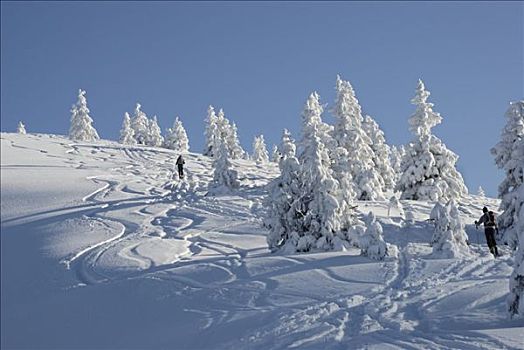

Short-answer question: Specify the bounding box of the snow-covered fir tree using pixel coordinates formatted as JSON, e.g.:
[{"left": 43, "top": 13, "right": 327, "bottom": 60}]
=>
[
  {"left": 215, "top": 109, "right": 245, "bottom": 159},
  {"left": 507, "top": 137, "right": 524, "bottom": 317},
  {"left": 131, "top": 103, "right": 150, "bottom": 145},
  {"left": 362, "top": 114, "right": 396, "bottom": 191},
  {"left": 17, "top": 121, "right": 26, "bottom": 134},
  {"left": 477, "top": 186, "right": 486, "bottom": 198},
  {"left": 252, "top": 135, "right": 269, "bottom": 163},
  {"left": 164, "top": 117, "right": 189, "bottom": 152},
  {"left": 491, "top": 101, "right": 524, "bottom": 174},
  {"left": 147, "top": 116, "right": 164, "bottom": 147},
  {"left": 430, "top": 199, "right": 470, "bottom": 258},
  {"left": 396, "top": 80, "right": 468, "bottom": 201},
  {"left": 203, "top": 105, "right": 219, "bottom": 157},
  {"left": 212, "top": 138, "right": 240, "bottom": 191},
  {"left": 271, "top": 145, "right": 280, "bottom": 163},
  {"left": 215, "top": 109, "right": 230, "bottom": 152},
  {"left": 69, "top": 89, "right": 100, "bottom": 142},
  {"left": 119, "top": 112, "right": 136, "bottom": 145},
  {"left": 225, "top": 122, "right": 245, "bottom": 159},
  {"left": 359, "top": 212, "right": 397, "bottom": 260},
  {"left": 265, "top": 129, "right": 303, "bottom": 251},
  {"left": 491, "top": 101, "right": 524, "bottom": 245},
  {"left": 388, "top": 195, "right": 404, "bottom": 218},
  {"left": 331, "top": 75, "right": 385, "bottom": 200}
]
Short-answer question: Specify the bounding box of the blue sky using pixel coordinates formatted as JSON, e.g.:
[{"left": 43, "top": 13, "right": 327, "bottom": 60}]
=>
[{"left": 1, "top": 1, "right": 522, "bottom": 197}]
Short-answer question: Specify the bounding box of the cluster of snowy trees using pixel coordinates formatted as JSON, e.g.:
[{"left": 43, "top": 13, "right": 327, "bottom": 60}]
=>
[
  {"left": 265, "top": 91, "right": 366, "bottom": 253},
  {"left": 490, "top": 101, "right": 524, "bottom": 318},
  {"left": 264, "top": 76, "right": 468, "bottom": 257},
  {"left": 66, "top": 89, "right": 190, "bottom": 153},
  {"left": 203, "top": 106, "right": 246, "bottom": 159},
  {"left": 118, "top": 103, "right": 190, "bottom": 153}
]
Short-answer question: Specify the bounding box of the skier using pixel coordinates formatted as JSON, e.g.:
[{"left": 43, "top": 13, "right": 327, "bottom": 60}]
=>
[
  {"left": 176, "top": 154, "right": 185, "bottom": 179},
  {"left": 474, "top": 207, "right": 499, "bottom": 257}
]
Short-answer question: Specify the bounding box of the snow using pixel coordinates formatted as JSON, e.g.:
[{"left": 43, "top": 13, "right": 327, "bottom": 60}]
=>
[{"left": 1, "top": 132, "right": 523, "bottom": 349}]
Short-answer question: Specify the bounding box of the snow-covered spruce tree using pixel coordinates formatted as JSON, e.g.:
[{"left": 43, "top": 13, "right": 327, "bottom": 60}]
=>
[
  {"left": 252, "top": 135, "right": 269, "bottom": 163},
  {"left": 396, "top": 80, "right": 468, "bottom": 201},
  {"left": 17, "top": 121, "right": 26, "bottom": 134},
  {"left": 225, "top": 122, "right": 246, "bottom": 159},
  {"left": 265, "top": 129, "right": 303, "bottom": 251},
  {"left": 331, "top": 75, "right": 385, "bottom": 200},
  {"left": 491, "top": 101, "right": 524, "bottom": 245},
  {"left": 164, "top": 117, "right": 189, "bottom": 152},
  {"left": 271, "top": 145, "right": 280, "bottom": 163},
  {"left": 477, "top": 186, "right": 486, "bottom": 198},
  {"left": 131, "top": 103, "right": 150, "bottom": 145},
  {"left": 212, "top": 138, "right": 240, "bottom": 191},
  {"left": 507, "top": 138, "right": 524, "bottom": 317},
  {"left": 213, "top": 109, "right": 245, "bottom": 159},
  {"left": 147, "top": 116, "right": 164, "bottom": 147},
  {"left": 388, "top": 195, "right": 404, "bottom": 218},
  {"left": 119, "top": 112, "right": 136, "bottom": 145},
  {"left": 360, "top": 212, "right": 397, "bottom": 260},
  {"left": 69, "top": 89, "right": 100, "bottom": 142},
  {"left": 362, "top": 114, "right": 396, "bottom": 191},
  {"left": 203, "top": 105, "right": 219, "bottom": 157},
  {"left": 429, "top": 199, "right": 470, "bottom": 258}
]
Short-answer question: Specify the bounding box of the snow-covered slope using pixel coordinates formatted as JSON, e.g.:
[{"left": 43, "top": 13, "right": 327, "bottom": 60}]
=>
[{"left": 1, "top": 133, "right": 523, "bottom": 349}]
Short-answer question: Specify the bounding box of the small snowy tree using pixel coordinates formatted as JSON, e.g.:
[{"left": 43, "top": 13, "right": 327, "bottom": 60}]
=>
[
  {"left": 164, "top": 117, "right": 189, "bottom": 152},
  {"left": 265, "top": 129, "right": 302, "bottom": 251},
  {"left": 362, "top": 115, "right": 396, "bottom": 191},
  {"left": 212, "top": 139, "right": 240, "bottom": 191},
  {"left": 147, "top": 116, "right": 164, "bottom": 147},
  {"left": 69, "top": 89, "right": 100, "bottom": 142},
  {"left": 225, "top": 122, "right": 246, "bottom": 159},
  {"left": 17, "top": 121, "right": 26, "bottom": 134},
  {"left": 119, "top": 112, "right": 136, "bottom": 145},
  {"left": 252, "top": 135, "right": 269, "bottom": 163},
  {"left": 388, "top": 195, "right": 404, "bottom": 218},
  {"left": 360, "top": 212, "right": 397, "bottom": 260},
  {"left": 131, "top": 103, "right": 150, "bottom": 145},
  {"left": 491, "top": 101, "right": 524, "bottom": 245},
  {"left": 430, "top": 199, "right": 470, "bottom": 258},
  {"left": 203, "top": 105, "right": 219, "bottom": 156},
  {"left": 477, "top": 186, "right": 486, "bottom": 198},
  {"left": 331, "top": 75, "right": 385, "bottom": 200},
  {"left": 271, "top": 145, "right": 280, "bottom": 163},
  {"left": 396, "top": 80, "right": 468, "bottom": 201}
]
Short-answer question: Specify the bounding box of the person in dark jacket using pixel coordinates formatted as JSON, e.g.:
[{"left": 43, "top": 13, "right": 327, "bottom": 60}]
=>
[
  {"left": 176, "top": 155, "right": 185, "bottom": 179},
  {"left": 475, "top": 207, "right": 499, "bottom": 257}
]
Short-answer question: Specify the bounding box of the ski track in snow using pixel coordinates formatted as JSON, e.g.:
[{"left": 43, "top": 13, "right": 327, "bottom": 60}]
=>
[{"left": 2, "top": 134, "right": 522, "bottom": 350}]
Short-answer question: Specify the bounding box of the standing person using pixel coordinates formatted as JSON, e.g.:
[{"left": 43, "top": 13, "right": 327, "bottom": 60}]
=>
[
  {"left": 176, "top": 154, "right": 185, "bottom": 179},
  {"left": 475, "top": 207, "right": 499, "bottom": 257}
]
